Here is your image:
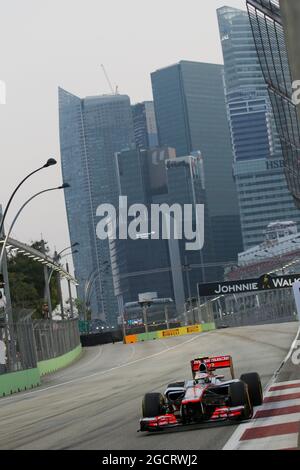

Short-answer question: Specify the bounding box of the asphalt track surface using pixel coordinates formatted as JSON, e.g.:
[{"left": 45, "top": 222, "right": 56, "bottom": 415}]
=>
[{"left": 0, "top": 322, "right": 298, "bottom": 450}]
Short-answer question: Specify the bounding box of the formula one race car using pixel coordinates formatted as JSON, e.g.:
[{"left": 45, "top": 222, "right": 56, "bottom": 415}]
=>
[{"left": 140, "top": 355, "right": 263, "bottom": 432}]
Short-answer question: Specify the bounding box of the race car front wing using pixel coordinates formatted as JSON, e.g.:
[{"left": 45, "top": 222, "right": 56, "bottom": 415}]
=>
[{"left": 139, "top": 406, "right": 246, "bottom": 432}]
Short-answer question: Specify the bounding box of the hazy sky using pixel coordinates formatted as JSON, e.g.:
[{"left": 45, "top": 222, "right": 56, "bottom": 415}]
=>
[{"left": 0, "top": 0, "right": 246, "bottom": 276}]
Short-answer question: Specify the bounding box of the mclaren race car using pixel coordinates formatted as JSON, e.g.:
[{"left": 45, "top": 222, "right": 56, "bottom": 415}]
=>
[{"left": 140, "top": 355, "right": 263, "bottom": 432}]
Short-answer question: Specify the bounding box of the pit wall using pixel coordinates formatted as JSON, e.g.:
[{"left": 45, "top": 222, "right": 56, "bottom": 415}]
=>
[
  {"left": 124, "top": 323, "right": 215, "bottom": 344},
  {"left": 0, "top": 344, "right": 82, "bottom": 397}
]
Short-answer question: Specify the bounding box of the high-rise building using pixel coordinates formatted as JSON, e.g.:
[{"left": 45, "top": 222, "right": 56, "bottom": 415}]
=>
[
  {"left": 246, "top": 0, "right": 300, "bottom": 208},
  {"left": 58, "top": 88, "right": 134, "bottom": 325},
  {"left": 218, "top": 5, "right": 300, "bottom": 249},
  {"left": 164, "top": 155, "right": 215, "bottom": 289},
  {"left": 132, "top": 101, "right": 158, "bottom": 149},
  {"left": 111, "top": 146, "right": 180, "bottom": 315},
  {"left": 151, "top": 60, "right": 243, "bottom": 264},
  {"left": 110, "top": 148, "right": 212, "bottom": 316},
  {"left": 217, "top": 6, "right": 280, "bottom": 162},
  {"left": 234, "top": 156, "right": 300, "bottom": 249}
]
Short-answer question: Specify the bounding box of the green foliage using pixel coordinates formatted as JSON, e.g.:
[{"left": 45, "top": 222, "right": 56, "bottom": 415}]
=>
[
  {"left": 8, "top": 240, "right": 59, "bottom": 318},
  {"left": 74, "top": 297, "right": 91, "bottom": 320}
]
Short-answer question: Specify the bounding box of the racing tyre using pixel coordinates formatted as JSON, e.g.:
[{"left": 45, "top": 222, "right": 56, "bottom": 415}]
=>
[
  {"left": 229, "top": 381, "right": 252, "bottom": 420},
  {"left": 142, "top": 393, "right": 165, "bottom": 418},
  {"left": 240, "top": 372, "right": 263, "bottom": 406}
]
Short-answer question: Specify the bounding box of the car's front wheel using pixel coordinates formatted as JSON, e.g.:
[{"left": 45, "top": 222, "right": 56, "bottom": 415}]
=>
[
  {"left": 240, "top": 372, "right": 263, "bottom": 407},
  {"left": 229, "top": 381, "right": 252, "bottom": 420},
  {"left": 142, "top": 392, "right": 165, "bottom": 418}
]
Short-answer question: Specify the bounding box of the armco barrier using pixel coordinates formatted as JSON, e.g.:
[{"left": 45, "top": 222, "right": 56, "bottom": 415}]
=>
[
  {"left": 0, "top": 368, "right": 41, "bottom": 397},
  {"left": 37, "top": 344, "right": 82, "bottom": 376},
  {"left": 124, "top": 323, "right": 215, "bottom": 344}
]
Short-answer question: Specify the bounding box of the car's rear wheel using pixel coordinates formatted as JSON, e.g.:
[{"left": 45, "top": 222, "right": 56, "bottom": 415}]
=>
[
  {"left": 229, "top": 381, "right": 252, "bottom": 420},
  {"left": 142, "top": 392, "right": 165, "bottom": 418},
  {"left": 240, "top": 372, "right": 263, "bottom": 406}
]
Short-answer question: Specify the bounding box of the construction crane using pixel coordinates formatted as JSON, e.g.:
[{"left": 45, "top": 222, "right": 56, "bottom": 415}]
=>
[{"left": 101, "top": 64, "right": 118, "bottom": 94}]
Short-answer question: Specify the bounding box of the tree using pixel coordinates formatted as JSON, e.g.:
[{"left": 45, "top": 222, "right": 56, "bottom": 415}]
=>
[{"left": 8, "top": 240, "right": 59, "bottom": 318}]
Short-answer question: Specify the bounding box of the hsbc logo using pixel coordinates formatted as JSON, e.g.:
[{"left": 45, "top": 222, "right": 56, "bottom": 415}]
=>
[{"left": 266, "top": 159, "right": 286, "bottom": 170}]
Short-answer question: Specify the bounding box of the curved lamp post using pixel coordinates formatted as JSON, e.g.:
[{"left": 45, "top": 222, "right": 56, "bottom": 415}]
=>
[
  {"left": 0, "top": 180, "right": 68, "bottom": 368},
  {"left": 48, "top": 249, "right": 79, "bottom": 285},
  {"left": 0, "top": 158, "right": 57, "bottom": 237},
  {"left": 57, "top": 242, "right": 79, "bottom": 259},
  {"left": 0, "top": 183, "right": 69, "bottom": 271},
  {"left": 50, "top": 244, "right": 79, "bottom": 319}
]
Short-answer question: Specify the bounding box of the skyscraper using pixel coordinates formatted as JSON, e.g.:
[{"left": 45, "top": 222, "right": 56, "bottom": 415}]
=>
[
  {"left": 59, "top": 88, "right": 134, "bottom": 325},
  {"left": 110, "top": 148, "right": 210, "bottom": 316},
  {"left": 217, "top": 6, "right": 281, "bottom": 163},
  {"left": 132, "top": 101, "right": 158, "bottom": 149},
  {"left": 151, "top": 60, "right": 243, "bottom": 265},
  {"left": 218, "top": 5, "right": 300, "bottom": 249},
  {"left": 111, "top": 146, "right": 180, "bottom": 316},
  {"left": 246, "top": 0, "right": 300, "bottom": 207}
]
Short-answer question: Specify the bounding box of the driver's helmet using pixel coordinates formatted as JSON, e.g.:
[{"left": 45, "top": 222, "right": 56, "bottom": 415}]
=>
[
  {"left": 194, "top": 371, "right": 211, "bottom": 383},
  {"left": 194, "top": 362, "right": 210, "bottom": 382}
]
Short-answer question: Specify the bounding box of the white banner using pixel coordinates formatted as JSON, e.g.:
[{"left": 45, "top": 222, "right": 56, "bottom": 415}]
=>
[{"left": 292, "top": 281, "right": 300, "bottom": 318}]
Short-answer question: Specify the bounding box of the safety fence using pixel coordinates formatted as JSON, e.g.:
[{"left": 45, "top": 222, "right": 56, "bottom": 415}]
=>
[
  {"left": 33, "top": 319, "right": 80, "bottom": 362},
  {"left": 213, "top": 289, "right": 298, "bottom": 328},
  {"left": 0, "top": 319, "right": 80, "bottom": 375}
]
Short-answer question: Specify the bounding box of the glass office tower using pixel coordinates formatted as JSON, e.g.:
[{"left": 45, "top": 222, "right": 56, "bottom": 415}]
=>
[
  {"left": 132, "top": 101, "right": 159, "bottom": 149},
  {"left": 151, "top": 60, "right": 243, "bottom": 265},
  {"left": 217, "top": 6, "right": 281, "bottom": 163},
  {"left": 59, "top": 88, "right": 134, "bottom": 325},
  {"left": 246, "top": 0, "right": 300, "bottom": 208},
  {"left": 218, "top": 5, "right": 300, "bottom": 249}
]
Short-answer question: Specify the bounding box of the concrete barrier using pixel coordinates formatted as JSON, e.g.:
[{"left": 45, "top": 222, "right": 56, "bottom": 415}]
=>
[
  {"left": 38, "top": 344, "right": 82, "bottom": 376},
  {"left": 0, "top": 368, "right": 41, "bottom": 397},
  {"left": 124, "top": 323, "right": 215, "bottom": 344},
  {"left": 0, "top": 344, "right": 82, "bottom": 397}
]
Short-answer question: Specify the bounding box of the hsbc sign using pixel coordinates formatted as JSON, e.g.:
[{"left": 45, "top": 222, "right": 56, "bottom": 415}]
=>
[{"left": 198, "top": 274, "right": 300, "bottom": 297}]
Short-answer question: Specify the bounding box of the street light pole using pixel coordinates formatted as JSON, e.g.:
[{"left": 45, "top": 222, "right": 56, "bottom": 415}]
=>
[
  {"left": 0, "top": 184, "right": 69, "bottom": 272},
  {"left": 41, "top": 239, "right": 52, "bottom": 319},
  {"left": 0, "top": 183, "right": 69, "bottom": 323},
  {"left": 54, "top": 252, "right": 64, "bottom": 319},
  {"left": 0, "top": 158, "right": 57, "bottom": 237},
  {"left": 183, "top": 255, "right": 192, "bottom": 323},
  {"left": 0, "top": 233, "right": 17, "bottom": 367},
  {"left": 48, "top": 250, "right": 77, "bottom": 284},
  {"left": 66, "top": 262, "right": 74, "bottom": 318},
  {"left": 84, "top": 261, "right": 110, "bottom": 319}
]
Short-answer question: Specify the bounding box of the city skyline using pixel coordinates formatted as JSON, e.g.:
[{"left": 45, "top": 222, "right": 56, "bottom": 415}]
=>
[{"left": 0, "top": 0, "right": 246, "bottom": 257}]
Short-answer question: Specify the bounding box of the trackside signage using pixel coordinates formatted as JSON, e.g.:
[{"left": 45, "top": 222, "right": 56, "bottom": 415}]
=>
[{"left": 198, "top": 273, "right": 300, "bottom": 297}]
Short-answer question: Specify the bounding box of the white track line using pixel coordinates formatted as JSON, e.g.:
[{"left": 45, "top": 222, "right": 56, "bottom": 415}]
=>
[
  {"left": 254, "top": 398, "right": 300, "bottom": 411},
  {"left": 268, "top": 379, "right": 300, "bottom": 387},
  {"left": 234, "top": 433, "right": 299, "bottom": 451},
  {"left": 264, "top": 386, "right": 300, "bottom": 398},
  {"left": 248, "top": 412, "right": 300, "bottom": 427},
  {"left": 0, "top": 333, "right": 208, "bottom": 403},
  {"left": 53, "top": 345, "right": 104, "bottom": 379},
  {"left": 264, "top": 324, "right": 300, "bottom": 391},
  {"left": 223, "top": 325, "right": 300, "bottom": 450}
]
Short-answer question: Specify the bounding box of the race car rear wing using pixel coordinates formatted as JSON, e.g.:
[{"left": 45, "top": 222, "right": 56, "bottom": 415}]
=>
[{"left": 191, "top": 355, "right": 235, "bottom": 379}]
